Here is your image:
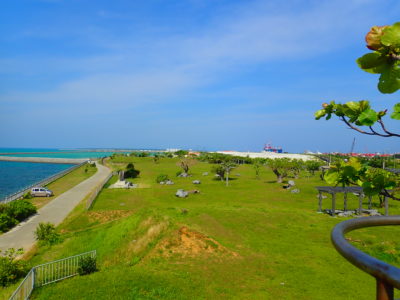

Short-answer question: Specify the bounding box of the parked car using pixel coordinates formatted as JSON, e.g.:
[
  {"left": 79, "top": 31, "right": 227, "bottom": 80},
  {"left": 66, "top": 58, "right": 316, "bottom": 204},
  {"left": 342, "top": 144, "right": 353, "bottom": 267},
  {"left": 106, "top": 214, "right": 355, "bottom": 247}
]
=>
[{"left": 30, "top": 187, "right": 53, "bottom": 197}]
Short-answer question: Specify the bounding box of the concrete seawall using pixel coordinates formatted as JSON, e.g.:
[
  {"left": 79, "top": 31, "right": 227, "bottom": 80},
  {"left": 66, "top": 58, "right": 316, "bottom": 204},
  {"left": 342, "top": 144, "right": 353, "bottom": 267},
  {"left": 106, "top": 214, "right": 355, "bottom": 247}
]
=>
[{"left": 0, "top": 156, "right": 88, "bottom": 164}]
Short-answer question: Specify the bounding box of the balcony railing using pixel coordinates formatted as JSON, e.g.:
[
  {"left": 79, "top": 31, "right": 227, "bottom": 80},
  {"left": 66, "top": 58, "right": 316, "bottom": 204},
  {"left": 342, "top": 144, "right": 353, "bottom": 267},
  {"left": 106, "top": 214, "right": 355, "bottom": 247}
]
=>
[{"left": 331, "top": 216, "right": 400, "bottom": 300}]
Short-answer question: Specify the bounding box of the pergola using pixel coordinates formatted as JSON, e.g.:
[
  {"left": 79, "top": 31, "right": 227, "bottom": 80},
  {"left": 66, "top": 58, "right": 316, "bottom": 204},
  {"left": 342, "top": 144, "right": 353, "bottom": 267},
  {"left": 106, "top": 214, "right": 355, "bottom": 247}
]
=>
[{"left": 316, "top": 186, "right": 390, "bottom": 216}]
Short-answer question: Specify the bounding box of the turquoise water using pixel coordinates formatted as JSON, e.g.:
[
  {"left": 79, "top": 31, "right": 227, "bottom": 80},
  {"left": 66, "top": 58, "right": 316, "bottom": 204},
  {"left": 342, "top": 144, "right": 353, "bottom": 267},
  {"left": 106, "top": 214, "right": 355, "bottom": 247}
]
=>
[
  {"left": 0, "top": 161, "right": 73, "bottom": 199},
  {"left": 0, "top": 148, "right": 166, "bottom": 199},
  {"left": 0, "top": 148, "right": 164, "bottom": 159},
  {"left": 0, "top": 148, "right": 127, "bottom": 159}
]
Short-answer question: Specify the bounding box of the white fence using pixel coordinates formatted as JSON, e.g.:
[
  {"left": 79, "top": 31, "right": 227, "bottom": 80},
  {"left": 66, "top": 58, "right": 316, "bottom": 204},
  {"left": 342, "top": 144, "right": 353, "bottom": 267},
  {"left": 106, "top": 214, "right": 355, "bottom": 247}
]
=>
[
  {"left": 9, "top": 250, "right": 96, "bottom": 300},
  {"left": 1, "top": 162, "right": 87, "bottom": 204}
]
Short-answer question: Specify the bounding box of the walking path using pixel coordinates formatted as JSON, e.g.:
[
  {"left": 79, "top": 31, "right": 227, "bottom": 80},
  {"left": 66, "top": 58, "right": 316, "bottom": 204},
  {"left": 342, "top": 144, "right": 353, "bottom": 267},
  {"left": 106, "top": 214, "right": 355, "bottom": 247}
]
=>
[{"left": 0, "top": 163, "right": 111, "bottom": 252}]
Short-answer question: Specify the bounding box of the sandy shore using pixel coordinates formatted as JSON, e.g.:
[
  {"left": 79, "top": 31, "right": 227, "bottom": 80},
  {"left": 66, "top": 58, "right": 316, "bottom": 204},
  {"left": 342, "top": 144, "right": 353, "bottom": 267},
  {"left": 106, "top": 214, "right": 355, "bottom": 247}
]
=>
[{"left": 216, "top": 151, "right": 316, "bottom": 161}]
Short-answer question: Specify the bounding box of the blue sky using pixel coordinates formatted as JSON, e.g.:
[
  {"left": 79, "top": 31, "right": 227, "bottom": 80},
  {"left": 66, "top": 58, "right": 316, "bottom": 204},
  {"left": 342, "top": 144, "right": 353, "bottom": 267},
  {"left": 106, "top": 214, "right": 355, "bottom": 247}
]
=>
[{"left": 0, "top": 0, "right": 399, "bottom": 153}]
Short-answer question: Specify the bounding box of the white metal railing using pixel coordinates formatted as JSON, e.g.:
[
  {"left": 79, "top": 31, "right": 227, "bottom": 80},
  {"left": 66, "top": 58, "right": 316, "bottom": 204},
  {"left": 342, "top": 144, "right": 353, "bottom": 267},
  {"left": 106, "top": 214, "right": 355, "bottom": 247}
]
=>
[
  {"left": 8, "top": 269, "right": 34, "bottom": 300},
  {"left": 9, "top": 250, "right": 96, "bottom": 300},
  {"left": 86, "top": 172, "right": 113, "bottom": 210},
  {"left": 1, "top": 162, "right": 87, "bottom": 204}
]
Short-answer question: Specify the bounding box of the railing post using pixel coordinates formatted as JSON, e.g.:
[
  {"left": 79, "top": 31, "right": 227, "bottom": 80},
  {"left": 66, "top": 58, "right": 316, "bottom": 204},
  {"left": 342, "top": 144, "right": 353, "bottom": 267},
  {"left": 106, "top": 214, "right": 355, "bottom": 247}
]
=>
[
  {"left": 331, "top": 193, "right": 336, "bottom": 216},
  {"left": 385, "top": 196, "right": 389, "bottom": 216},
  {"left": 358, "top": 193, "right": 363, "bottom": 214},
  {"left": 318, "top": 191, "right": 322, "bottom": 212},
  {"left": 32, "top": 268, "right": 36, "bottom": 289},
  {"left": 376, "top": 279, "right": 393, "bottom": 300}
]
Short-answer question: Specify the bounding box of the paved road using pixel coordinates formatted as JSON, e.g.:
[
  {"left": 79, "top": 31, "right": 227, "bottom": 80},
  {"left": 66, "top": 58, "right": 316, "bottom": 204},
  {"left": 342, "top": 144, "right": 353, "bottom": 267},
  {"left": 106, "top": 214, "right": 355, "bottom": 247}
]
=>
[{"left": 0, "top": 163, "right": 111, "bottom": 252}]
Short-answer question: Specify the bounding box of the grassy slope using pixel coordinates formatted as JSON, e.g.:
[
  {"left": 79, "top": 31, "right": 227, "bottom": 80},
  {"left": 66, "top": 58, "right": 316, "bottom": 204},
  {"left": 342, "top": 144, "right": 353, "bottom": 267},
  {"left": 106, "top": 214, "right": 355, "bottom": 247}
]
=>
[{"left": 5, "top": 157, "right": 400, "bottom": 299}]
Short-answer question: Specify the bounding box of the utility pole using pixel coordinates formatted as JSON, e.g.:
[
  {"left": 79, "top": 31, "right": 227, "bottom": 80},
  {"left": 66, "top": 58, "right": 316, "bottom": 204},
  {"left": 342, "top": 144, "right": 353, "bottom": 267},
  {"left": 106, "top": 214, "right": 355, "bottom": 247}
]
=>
[{"left": 350, "top": 137, "right": 356, "bottom": 154}]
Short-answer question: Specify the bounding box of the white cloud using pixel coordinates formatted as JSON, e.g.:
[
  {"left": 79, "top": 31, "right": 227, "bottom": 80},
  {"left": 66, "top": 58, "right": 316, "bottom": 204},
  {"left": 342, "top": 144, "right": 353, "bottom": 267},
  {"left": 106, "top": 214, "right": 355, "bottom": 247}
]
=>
[{"left": 1, "top": 0, "right": 397, "bottom": 112}]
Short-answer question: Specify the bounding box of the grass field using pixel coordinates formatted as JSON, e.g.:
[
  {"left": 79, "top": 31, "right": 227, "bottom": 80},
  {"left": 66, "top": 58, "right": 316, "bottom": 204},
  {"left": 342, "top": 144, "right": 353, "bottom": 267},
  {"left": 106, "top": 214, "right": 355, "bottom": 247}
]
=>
[{"left": 3, "top": 157, "right": 400, "bottom": 299}]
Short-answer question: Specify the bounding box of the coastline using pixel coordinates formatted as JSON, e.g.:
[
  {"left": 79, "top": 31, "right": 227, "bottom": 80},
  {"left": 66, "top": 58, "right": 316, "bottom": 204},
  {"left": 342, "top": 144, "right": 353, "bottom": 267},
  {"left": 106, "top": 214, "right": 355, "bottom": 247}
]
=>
[
  {"left": 0, "top": 156, "right": 88, "bottom": 164},
  {"left": 0, "top": 162, "right": 87, "bottom": 203}
]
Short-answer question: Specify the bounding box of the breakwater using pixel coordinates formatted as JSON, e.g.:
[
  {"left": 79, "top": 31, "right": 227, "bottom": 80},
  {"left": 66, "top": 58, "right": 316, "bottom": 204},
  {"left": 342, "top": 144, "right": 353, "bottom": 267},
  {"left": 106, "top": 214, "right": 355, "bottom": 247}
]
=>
[{"left": 0, "top": 156, "right": 87, "bottom": 164}]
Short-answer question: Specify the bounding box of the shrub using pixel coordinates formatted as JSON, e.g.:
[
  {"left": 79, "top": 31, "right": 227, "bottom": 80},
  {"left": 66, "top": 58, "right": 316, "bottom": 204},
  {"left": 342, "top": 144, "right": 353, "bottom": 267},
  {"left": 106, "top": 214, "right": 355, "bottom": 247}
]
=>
[
  {"left": 0, "top": 214, "right": 17, "bottom": 233},
  {"left": 125, "top": 163, "right": 140, "bottom": 178},
  {"left": 211, "top": 165, "right": 225, "bottom": 181},
  {"left": 77, "top": 256, "right": 97, "bottom": 275},
  {"left": 34, "top": 222, "right": 61, "bottom": 245},
  {"left": 0, "top": 248, "right": 29, "bottom": 287},
  {"left": 156, "top": 174, "right": 169, "bottom": 183},
  {"left": 7, "top": 200, "right": 37, "bottom": 222}
]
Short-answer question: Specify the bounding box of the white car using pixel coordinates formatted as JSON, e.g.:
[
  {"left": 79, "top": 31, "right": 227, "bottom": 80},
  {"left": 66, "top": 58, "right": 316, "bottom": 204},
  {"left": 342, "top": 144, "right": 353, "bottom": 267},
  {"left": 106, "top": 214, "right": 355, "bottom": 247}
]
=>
[{"left": 30, "top": 187, "right": 53, "bottom": 197}]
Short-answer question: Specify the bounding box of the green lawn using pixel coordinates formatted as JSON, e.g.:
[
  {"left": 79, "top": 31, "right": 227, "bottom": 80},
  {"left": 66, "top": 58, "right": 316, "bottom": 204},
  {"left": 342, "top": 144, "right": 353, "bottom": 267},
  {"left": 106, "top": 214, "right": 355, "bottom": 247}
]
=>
[{"left": 3, "top": 157, "right": 400, "bottom": 299}]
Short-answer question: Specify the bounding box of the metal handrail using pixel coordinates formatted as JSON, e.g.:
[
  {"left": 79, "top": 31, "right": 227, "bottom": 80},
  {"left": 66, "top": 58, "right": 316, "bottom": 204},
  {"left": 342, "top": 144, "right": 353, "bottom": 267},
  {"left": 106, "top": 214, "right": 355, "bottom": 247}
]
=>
[{"left": 331, "top": 216, "right": 400, "bottom": 299}]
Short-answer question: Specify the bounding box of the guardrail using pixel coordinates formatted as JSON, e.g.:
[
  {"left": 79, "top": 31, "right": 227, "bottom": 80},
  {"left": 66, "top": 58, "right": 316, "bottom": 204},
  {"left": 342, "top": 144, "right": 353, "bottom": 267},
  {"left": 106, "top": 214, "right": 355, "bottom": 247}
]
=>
[
  {"left": 331, "top": 216, "right": 400, "bottom": 300},
  {"left": 85, "top": 172, "right": 114, "bottom": 210},
  {"left": 9, "top": 250, "right": 96, "bottom": 300},
  {"left": 1, "top": 162, "right": 87, "bottom": 204}
]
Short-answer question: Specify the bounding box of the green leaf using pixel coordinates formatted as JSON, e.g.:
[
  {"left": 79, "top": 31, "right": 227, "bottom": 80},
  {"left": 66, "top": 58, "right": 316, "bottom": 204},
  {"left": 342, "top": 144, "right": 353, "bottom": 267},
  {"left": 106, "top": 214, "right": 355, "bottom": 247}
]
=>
[
  {"left": 378, "top": 66, "right": 400, "bottom": 94},
  {"left": 362, "top": 182, "right": 379, "bottom": 196},
  {"left": 381, "top": 22, "right": 400, "bottom": 47},
  {"left": 357, "top": 108, "right": 378, "bottom": 126},
  {"left": 356, "top": 53, "right": 388, "bottom": 74},
  {"left": 314, "top": 109, "right": 326, "bottom": 120},
  {"left": 324, "top": 171, "right": 339, "bottom": 185},
  {"left": 359, "top": 100, "right": 371, "bottom": 111},
  {"left": 345, "top": 101, "right": 360, "bottom": 112},
  {"left": 348, "top": 157, "right": 362, "bottom": 171},
  {"left": 390, "top": 103, "right": 400, "bottom": 120}
]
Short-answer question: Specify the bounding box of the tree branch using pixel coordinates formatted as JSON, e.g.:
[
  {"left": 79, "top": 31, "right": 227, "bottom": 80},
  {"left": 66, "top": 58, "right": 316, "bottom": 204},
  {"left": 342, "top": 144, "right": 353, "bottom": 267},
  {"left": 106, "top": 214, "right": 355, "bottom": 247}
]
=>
[{"left": 340, "top": 116, "right": 400, "bottom": 137}]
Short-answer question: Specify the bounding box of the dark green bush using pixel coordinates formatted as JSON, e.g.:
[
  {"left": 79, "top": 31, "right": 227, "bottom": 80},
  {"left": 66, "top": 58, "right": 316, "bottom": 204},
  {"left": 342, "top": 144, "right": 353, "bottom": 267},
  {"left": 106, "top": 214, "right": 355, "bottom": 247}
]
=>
[
  {"left": 156, "top": 174, "right": 169, "bottom": 183},
  {"left": 7, "top": 200, "right": 37, "bottom": 222},
  {"left": 0, "top": 214, "right": 17, "bottom": 232},
  {"left": 125, "top": 163, "right": 140, "bottom": 178},
  {"left": 0, "top": 248, "right": 29, "bottom": 287},
  {"left": 77, "top": 256, "right": 97, "bottom": 275},
  {"left": 34, "top": 222, "right": 61, "bottom": 245}
]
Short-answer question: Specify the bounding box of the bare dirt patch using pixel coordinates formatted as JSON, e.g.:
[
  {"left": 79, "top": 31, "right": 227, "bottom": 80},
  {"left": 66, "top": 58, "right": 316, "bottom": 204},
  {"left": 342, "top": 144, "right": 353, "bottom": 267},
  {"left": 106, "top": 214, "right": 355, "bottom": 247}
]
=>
[
  {"left": 157, "top": 226, "right": 239, "bottom": 258},
  {"left": 88, "top": 210, "right": 132, "bottom": 223}
]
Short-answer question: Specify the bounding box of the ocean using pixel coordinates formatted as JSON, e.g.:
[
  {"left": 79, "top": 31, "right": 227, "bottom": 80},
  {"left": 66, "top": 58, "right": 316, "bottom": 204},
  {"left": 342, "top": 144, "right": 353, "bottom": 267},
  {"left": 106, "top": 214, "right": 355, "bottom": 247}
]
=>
[
  {"left": 0, "top": 161, "right": 73, "bottom": 199},
  {"left": 0, "top": 148, "right": 113, "bottom": 200},
  {"left": 0, "top": 148, "right": 161, "bottom": 199}
]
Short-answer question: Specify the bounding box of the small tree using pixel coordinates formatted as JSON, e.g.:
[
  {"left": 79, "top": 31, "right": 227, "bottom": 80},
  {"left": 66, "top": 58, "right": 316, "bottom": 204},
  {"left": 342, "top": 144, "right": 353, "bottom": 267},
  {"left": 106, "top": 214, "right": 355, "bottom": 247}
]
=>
[
  {"left": 34, "top": 222, "right": 61, "bottom": 245},
  {"left": 265, "top": 158, "right": 291, "bottom": 183},
  {"left": 221, "top": 161, "right": 237, "bottom": 186},
  {"left": 0, "top": 248, "right": 29, "bottom": 287},
  {"left": 211, "top": 162, "right": 236, "bottom": 186},
  {"left": 288, "top": 159, "right": 304, "bottom": 179},
  {"left": 305, "top": 160, "right": 323, "bottom": 176},
  {"left": 177, "top": 158, "right": 196, "bottom": 175},
  {"left": 252, "top": 158, "right": 264, "bottom": 179}
]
